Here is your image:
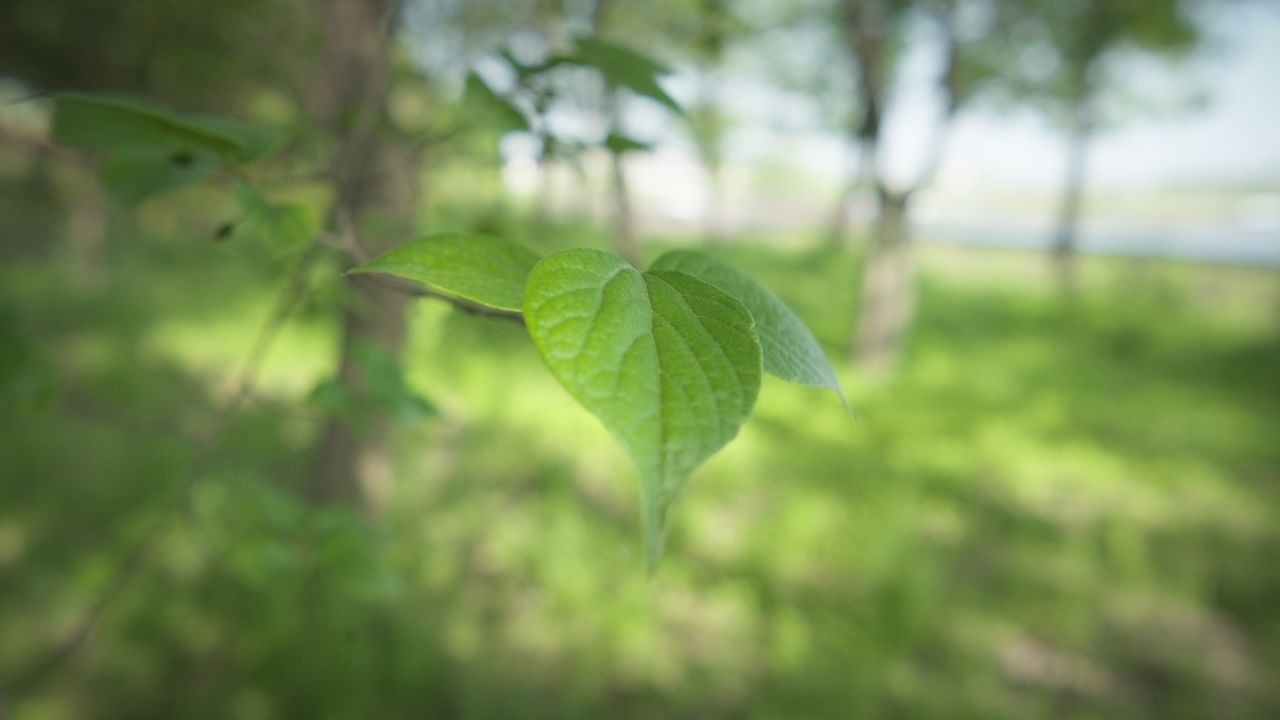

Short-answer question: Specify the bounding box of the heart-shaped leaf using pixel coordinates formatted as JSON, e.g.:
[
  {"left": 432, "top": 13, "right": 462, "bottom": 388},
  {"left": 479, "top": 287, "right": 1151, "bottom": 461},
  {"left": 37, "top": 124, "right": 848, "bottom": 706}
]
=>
[
  {"left": 351, "top": 232, "right": 541, "bottom": 312},
  {"left": 524, "top": 249, "right": 761, "bottom": 567},
  {"left": 650, "top": 250, "right": 845, "bottom": 404}
]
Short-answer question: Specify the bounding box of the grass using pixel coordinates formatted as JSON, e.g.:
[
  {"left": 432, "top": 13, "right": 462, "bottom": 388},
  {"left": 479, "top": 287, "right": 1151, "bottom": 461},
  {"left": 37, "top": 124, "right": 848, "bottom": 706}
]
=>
[{"left": 1, "top": 213, "right": 1278, "bottom": 719}]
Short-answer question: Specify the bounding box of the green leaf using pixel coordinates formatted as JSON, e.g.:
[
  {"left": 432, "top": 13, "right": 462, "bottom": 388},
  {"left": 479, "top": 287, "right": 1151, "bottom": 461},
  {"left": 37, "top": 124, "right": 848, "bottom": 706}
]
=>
[
  {"left": 352, "top": 341, "right": 439, "bottom": 428},
  {"left": 191, "top": 115, "right": 286, "bottom": 164},
  {"left": 351, "top": 232, "right": 541, "bottom": 312},
  {"left": 561, "top": 38, "right": 684, "bottom": 114},
  {"left": 524, "top": 249, "right": 761, "bottom": 567},
  {"left": 576, "top": 37, "right": 671, "bottom": 79},
  {"left": 53, "top": 93, "right": 237, "bottom": 155},
  {"left": 307, "top": 342, "right": 438, "bottom": 432},
  {"left": 52, "top": 92, "right": 282, "bottom": 164},
  {"left": 52, "top": 94, "right": 231, "bottom": 203},
  {"left": 463, "top": 72, "right": 530, "bottom": 134},
  {"left": 230, "top": 183, "right": 315, "bottom": 257},
  {"left": 542, "top": 137, "right": 589, "bottom": 163},
  {"left": 100, "top": 148, "right": 218, "bottom": 205},
  {"left": 307, "top": 378, "right": 352, "bottom": 418},
  {"left": 650, "top": 250, "right": 845, "bottom": 403},
  {"left": 603, "top": 132, "right": 653, "bottom": 155}
]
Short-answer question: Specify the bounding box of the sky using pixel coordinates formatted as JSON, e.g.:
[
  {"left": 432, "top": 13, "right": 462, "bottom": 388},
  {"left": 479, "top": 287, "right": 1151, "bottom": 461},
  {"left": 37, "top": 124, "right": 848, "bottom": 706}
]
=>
[
  {"left": 659, "top": 1, "right": 1280, "bottom": 194},
  {"left": 500, "top": 1, "right": 1280, "bottom": 248},
  {"left": 936, "top": 2, "right": 1280, "bottom": 192}
]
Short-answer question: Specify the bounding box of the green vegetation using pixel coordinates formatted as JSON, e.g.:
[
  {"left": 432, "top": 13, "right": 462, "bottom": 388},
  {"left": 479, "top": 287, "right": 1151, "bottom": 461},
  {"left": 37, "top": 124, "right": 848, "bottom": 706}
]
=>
[
  {"left": 3, "top": 213, "right": 1277, "bottom": 717},
  {"left": 525, "top": 248, "right": 764, "bottom": 567},
  {"left": 1, "top": 1, "right": 1274, "bottom": 716}
]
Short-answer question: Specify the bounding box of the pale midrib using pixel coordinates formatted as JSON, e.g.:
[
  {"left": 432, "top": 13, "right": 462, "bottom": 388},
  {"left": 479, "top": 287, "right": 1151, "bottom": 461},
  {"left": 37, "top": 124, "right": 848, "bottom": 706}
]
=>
[
  {"left": 651, "top": 276, "right": 745, "bottom": 436},
  {"left": 659, "top": 255, "right": 836, "bottom": 389},
  {"left": 651, "top": 311, "right": 725, "bottom": 457},
  {"left": 647, "top": 274, "right": 755, "bottom": 478}
]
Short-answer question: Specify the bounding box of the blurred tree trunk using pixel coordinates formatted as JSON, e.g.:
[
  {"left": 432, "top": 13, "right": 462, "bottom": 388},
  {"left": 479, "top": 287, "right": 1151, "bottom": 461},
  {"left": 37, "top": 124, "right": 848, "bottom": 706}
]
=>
[
  {"left": 607, "top": 143, "right": 638, "bottom": 265},
  {"left": 61, "top": 158, "right": 108, "bottom": 289},
  {"left": 826, "top": 139, "right": 873, "bottom": 250},
  {"left": 842, "top": 0, "right": 961, "bottom": 374},
  {"left": 0, "top": 131, "right": 108, "bottom": 284},
  {"left": 590, "top": 0, "right": 639, "bottom": 264},
  {"left": 690, "top": 0, "right": 730, "bottom": 245},
  {"left": 534, "top": 160, "right": 556, "bottom": 223},
  {"left": 853, "top": 189, "right": 913, "bottom": 371},
  {"left": 532, "top": 0, "right": 569, "bottom": 228},
  {"left": 703, "top": 157, "right": 725, "bottom": 244},
  {"left": 826, "top": 148, "right": 857, "bottom": 250},
  {"left": 695, "top": 81, "right": 727, "bottom": 244},
  {"left": 306, "top": 0, "right": 419, "bottom": 514},
  {"left": 605, "top": 93, "right": 639, "bottom": 265},
  {"left": 1052, "top": 96, "right": 1093, "bottom": 295}
]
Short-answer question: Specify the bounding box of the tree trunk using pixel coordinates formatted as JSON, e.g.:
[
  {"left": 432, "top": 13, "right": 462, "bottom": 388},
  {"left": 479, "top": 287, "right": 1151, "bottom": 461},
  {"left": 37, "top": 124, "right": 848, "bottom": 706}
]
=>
[
  {"left": 692, "top": 71, "right": 727, "bottom": 244},
  {"left": 703, "top": 157, "right": 725, "bottom": 244},
  {"left": 60, "top": 158, "right": 108, "bottom": 289},
  {"left": 827, "top": 146, "right": 858, "bottom": 250},
  {"left": 534, "top": 155, "right": 556, "bottom": 222},
  {"left": 1052, "top": 98, "right": 1092, "bottom": 295},
  {"left": 827, "top": 139, "right": 873, "bottom": 251},
  {"left": 603, "top": 90, "right": 638, "bottom": 265},
  {"left": 853, "top": 190, "right": 913, "bottom": 373},
  {"left": 309, "top": 277, "right": 408, "bottom": 510},
  {"left": 608, "top": 147, "right": 638, "bottom": 265},
  {"left": 306, "top": 0, "right": 418, "bottom": 515}
]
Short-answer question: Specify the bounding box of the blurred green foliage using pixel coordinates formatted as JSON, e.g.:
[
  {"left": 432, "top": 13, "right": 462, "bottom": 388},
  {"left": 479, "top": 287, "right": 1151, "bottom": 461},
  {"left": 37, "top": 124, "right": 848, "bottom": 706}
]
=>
[
  {"left": 2, "top": 205, "right": 1277, "bottom": 717},
  {"left": 1, "top": 0, "right": 1272, "bottom": 716}
]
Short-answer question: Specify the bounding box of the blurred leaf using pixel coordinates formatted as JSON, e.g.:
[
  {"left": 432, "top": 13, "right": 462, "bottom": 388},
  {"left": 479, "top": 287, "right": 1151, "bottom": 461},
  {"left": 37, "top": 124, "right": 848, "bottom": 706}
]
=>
[
  {"left": 603, "top": 132, "right": 653, "bottom": 155},
  {"left": 463, "top": 72, "right": 530, "bottom": 134},
  {"left": 576, "top": 37, "right": 670, "bottom": 77},
  {"left": 542, "top": 136, "right": 589, "bottom": 163},
  {"left": 307, "top": 378, "right": 352, "bottom": 417},
  {"left": 230, "top": 183, "right": 315, "bottom": 257},
  {"left": 559, "top": 38, "right": 684, "bottom": 115},
  {"left": 53, "top": 93, "right": 238, "bottom": 154},
  {"left": 308, "top": 343, "right": 438, "bottom": 431},
  {"left": 524, "top": 249, "right": 761, "bottom": 567},
  {"left": 353, "top": 342, "right": 438, "bottom": 429},
  {"left": 351, "top": 232, "right": 541, "bottom": 312},
  {"left": 99, "top": 147, "right": 218, "bottom": 205},
  {"left": 192, "top": 115, "right": 287, "bottom": 164},
  {"left": 650, "top": 250, "right": 845, "bottom": 404},
  {"left": 498, "top": 48, "right": 544, "bottom": 80},
  {"left": 52, "top": 92, "right": 282, "bottom": 164}
]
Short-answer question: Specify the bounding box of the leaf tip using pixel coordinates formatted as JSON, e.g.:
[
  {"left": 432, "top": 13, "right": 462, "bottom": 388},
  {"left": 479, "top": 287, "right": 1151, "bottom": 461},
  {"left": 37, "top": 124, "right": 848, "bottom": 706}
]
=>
[{"left": 836, "top": 387, "right": 854, "bottom": 417}]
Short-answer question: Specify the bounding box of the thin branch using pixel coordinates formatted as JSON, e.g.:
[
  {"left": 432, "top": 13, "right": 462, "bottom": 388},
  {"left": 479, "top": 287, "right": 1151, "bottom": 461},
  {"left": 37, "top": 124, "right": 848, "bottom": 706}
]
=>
[
  {"left": 364, "top": 274, "right": 525, "bottom": 324},
  {"left": 327, "top": 205, "right": 525, "bottom": 324}
]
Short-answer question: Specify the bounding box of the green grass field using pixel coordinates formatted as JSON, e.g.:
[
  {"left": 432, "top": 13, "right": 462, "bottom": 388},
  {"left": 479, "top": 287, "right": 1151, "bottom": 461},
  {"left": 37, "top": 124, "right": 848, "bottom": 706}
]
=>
[{"left": 2, "top": 215, "right": 1278, "bottom": 718}]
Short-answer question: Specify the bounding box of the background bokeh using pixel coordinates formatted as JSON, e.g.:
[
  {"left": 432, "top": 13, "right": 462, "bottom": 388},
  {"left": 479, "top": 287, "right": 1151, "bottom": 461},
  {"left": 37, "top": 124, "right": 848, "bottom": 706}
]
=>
[{"left": 1, "top": 0, "right": 1278, "bottom": 718}]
